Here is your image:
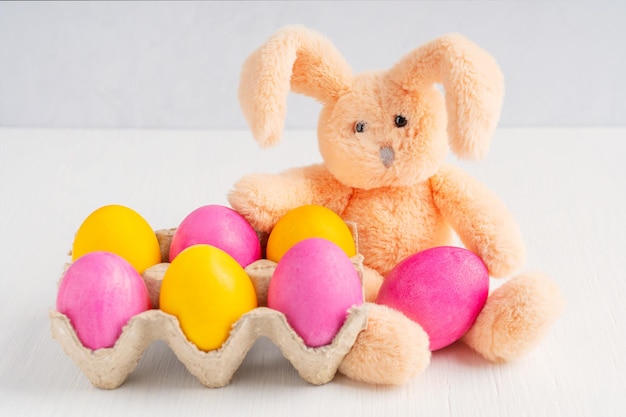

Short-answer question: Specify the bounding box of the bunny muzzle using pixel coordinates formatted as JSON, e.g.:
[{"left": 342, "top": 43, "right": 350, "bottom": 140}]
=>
[{"left": 379, "top": 146, "right": 395, "bottom": 168}]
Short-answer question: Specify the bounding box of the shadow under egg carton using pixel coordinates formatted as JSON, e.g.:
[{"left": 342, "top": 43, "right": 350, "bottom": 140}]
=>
[{"left": 50, "top": 223, "right": 369, "bottom": 389}]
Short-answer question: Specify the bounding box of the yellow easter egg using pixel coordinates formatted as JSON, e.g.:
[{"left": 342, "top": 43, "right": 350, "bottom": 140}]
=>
[
  {"left": 159, "top": 244, "right": 257, "bottom": 351},
  {"left": 266, "top": 205, "right": 356, "bottom": 263},
  {"left": 72, "top": 205, "right": 161, "bottom": 274}
]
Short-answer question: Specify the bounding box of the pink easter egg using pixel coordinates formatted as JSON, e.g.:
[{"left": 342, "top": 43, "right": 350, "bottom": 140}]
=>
[
  {"left": 169, "top": 205, "right": 261, "bottom": 267},
  {"left": 268, "top": 238, "right": 363, "bottom": 347},
  {"left": 376, "top": 246, "right": 489, "bottom": 351},
  {"left": 56, "top": 251, "right": 151, "bottom": 350}
]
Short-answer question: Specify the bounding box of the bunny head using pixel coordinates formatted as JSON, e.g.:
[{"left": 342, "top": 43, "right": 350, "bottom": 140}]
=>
[{"left": 239, "top": 25, "right": 504, "bottom": 190}]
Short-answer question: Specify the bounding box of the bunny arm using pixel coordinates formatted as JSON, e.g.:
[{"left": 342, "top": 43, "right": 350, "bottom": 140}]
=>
[
  {"left": 429, "top": 164, "right": 526, "bottom": 278},
  {"left": 228, "top": 164, "right": 353, "bottom": 232}
]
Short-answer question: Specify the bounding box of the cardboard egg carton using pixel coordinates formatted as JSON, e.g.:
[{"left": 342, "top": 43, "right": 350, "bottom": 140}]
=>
[{"left": 50, "top": 224, "right": 369, "bottom": 389}]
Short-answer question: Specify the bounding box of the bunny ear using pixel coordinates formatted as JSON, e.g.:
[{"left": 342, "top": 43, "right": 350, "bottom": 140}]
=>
[
  {"left": 387, "top": 34, "right": 504, "bottom": 159},
  {"left": 238, "top": 25, "right": 353, "bottom": 147}
]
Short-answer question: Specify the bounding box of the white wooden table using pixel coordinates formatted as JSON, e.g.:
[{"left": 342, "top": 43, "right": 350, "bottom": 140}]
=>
[{"left": 1, "top": 127, "right": 624, "bottom": 416}]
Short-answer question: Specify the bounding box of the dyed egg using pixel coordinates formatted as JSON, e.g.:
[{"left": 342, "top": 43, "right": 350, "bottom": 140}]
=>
[
  {"left": 169, "top": 205, "right": 261, "bottom": 267},
  {"left": 160, "top": 244, "right": 257, "bottom": 351},
  {"left": 72, "top": 205, "right": 161, "bottom": 274},
  {"left": 376, "top": 246, "right": 489, "bottom": 351},
  {"left": 56, "top": 251, "right": 151, "bottom": 350},
  {"left": 268, "top": 238, "right": 363, "bottom": 347},
  {"left": 266, "top": 205, "right": 356, "bottom": 263}
]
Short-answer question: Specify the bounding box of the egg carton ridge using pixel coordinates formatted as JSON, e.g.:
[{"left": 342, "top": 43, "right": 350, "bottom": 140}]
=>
[{"left": 49, "top": 304, "right": 369, "bottom": 389}]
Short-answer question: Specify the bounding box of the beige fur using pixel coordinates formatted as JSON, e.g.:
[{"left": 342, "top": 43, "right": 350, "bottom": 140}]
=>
[
  {"left": 430, "top": 164, "right": 526, "bottom": 277},
  {"left": 239, "top": 26, "right": 352, "bottom": 147},
  {"left": 462, "top": 272, "right": 565, "bottom": 362},
  {"left": 230, "top": 25, "right": 563, "bottom": 385},
  {"left": 338, "top": 303, "right": 431, "bottom": 385}
]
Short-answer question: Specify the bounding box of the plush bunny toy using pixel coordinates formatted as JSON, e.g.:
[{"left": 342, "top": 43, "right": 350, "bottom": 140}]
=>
[{"left": 229, "top": 25, "right": 563, "bottom": 385}]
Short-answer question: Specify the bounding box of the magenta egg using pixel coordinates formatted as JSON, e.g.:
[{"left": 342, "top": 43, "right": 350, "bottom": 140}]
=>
[
  {"left": 169, "top": 205, "right": 261, "bottom": 267},
  {"left": 376, "top": 246, "right": 489, "bottom": 351},
  {"left": 268, "top": 238, "right": 363, "bottom": 347},
  {"left": 56, "top": 251, "right": 151, "bottom": 350}
]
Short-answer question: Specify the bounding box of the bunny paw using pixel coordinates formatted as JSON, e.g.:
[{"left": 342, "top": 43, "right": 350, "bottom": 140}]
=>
[
  {"left": 339, "top": 303, "right": 431, "bottom": 385},
  {"left": 228, "top": 173, "right": 306, "bottom": 231},
  {"left": 462, "top": 272, "right": 564, "bottom": 362}
]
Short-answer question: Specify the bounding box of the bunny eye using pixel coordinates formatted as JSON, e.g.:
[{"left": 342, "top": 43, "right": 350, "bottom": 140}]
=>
[
  {"left": 354, "top": 121, "right": 367, "bottom": 133},
  {"left": 394, "top": 115, "right": 408, "bottom": 128}
]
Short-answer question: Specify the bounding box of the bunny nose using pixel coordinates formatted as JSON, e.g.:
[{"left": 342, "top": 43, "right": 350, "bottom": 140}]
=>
[{"left": 379, "top": 146, "right": 395, "bottom": 168}]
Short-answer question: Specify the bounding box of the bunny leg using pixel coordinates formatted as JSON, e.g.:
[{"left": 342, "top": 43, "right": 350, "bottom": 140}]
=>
[
  {"left": 462, "top": 272, "right": 564, "bottom": 362},
  {"left": 339, "top": 303, "right": 431, "bottom": 385}
]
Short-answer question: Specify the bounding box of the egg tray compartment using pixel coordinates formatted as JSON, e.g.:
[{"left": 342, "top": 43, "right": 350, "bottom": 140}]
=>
[{"left": 49, "top": 224, "right": 369, "bottom": 389}]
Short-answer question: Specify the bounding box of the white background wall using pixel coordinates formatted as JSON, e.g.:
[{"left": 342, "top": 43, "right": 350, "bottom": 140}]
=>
[{"left": 1, "top": 1, "right": 624, "bottom": 129}]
